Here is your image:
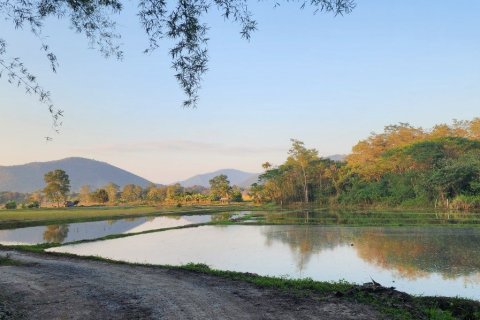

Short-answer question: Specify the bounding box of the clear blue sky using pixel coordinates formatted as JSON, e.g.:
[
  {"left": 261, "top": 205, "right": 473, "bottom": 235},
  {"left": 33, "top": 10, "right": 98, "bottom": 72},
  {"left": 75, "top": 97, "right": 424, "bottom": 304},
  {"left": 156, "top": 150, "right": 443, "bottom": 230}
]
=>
[{"left": 1, "top": 0, "right": 479, "bottom": 183}]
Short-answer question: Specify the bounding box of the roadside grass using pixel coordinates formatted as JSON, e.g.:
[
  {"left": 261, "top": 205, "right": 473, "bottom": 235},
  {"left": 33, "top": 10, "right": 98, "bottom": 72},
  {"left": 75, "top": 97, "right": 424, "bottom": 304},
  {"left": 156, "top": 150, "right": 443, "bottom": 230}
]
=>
[
  {"left": 180, "top": 263, "right": 479, "bottom": 320},
  {"left": 2, "top": 244, "right": 477, "bottom": 320},
  {"left": 0, "top": 254, "right": 21, "bottom": 266}
]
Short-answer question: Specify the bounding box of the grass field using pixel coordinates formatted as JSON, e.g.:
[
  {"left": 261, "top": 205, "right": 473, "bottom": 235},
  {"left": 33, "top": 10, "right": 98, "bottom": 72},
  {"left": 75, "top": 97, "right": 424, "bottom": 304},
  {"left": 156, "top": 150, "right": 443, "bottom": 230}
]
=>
[{"left": 0, "top": 204, "right": 257, "bottom": 229}]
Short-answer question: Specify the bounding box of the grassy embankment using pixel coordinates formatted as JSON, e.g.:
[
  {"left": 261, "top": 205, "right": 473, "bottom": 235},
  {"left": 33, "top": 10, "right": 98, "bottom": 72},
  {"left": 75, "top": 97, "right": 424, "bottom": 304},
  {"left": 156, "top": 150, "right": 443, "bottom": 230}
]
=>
[
  {"left": 240, "top": 209, "right": 480, "bottom": 227},
  {"left": 0, "top": 204, "right": 260, "bottom": 229},
  {"left": 2, "top": 204, "right": 480, "bottom": 230},
  {"left": 0, "top": 254, "right": 21, "bottom": 266}
]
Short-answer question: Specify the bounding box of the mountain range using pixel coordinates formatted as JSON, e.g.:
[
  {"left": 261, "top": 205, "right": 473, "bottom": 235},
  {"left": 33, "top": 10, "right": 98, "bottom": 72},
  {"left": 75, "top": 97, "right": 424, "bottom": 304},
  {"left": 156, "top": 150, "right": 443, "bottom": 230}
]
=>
[
  {"left": 178, "top": 169, "right": 259, "bottom": 188},
  {"left": 0, "top": 155, "right": 346, "bottom": 192},
  {"left": 0, "top": 157, "right": 152, "bottom": 193}
]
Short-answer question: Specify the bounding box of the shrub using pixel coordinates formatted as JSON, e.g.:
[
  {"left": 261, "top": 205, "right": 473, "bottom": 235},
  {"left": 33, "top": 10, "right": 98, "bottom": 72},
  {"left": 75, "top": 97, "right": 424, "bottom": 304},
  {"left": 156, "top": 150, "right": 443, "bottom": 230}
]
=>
[
  {"left": 27, "top": 201, "right": 40, "bottom": 208},
  {"left": 5, "top": 201, "right": 17, "bottom": 209},
  {"left": 230, "top": 191, "right": 243, "bottom": 202},
  {"left": 451, "top": 195, "right": 480, "bottom": 210}
]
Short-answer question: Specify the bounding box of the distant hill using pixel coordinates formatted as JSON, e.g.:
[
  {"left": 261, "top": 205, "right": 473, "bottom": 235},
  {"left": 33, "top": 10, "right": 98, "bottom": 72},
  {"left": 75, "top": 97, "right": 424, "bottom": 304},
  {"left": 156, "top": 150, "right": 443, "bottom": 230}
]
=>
[
  {"left": 326, "top": 154, "right": 347, "bottom": 161},
  {"left": 179, "top": 169, "right": 259, "bottom": 188},
  {"left": 178, "top": 158, "right": 347, "bottom": 189},
  {"left": 0, "top": 157, "right": 152, "bottom": 193}
]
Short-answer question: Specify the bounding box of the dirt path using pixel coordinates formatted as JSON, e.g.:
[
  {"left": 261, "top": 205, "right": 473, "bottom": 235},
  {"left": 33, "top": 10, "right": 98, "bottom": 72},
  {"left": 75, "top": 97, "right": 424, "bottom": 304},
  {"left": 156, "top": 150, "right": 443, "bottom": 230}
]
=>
[{"left": 0, "top": 249, "right": 382, "bottom": 320}]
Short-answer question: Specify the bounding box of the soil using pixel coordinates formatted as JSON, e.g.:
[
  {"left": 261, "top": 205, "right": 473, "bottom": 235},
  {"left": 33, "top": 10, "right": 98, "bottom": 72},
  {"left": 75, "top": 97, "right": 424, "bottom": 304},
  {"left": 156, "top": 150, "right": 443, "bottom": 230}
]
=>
[{"left": 0, "top": 249, "right": 384, "bottom": 320}]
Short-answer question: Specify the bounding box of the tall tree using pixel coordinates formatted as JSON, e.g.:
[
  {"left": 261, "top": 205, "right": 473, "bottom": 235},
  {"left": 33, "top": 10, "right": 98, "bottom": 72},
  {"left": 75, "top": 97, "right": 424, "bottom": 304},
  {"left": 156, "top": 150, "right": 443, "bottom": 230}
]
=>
[
  {"left": 287, "top": 139, "right": 319, "bottom": 203},
  {"left": 209, "top": 174, "right": 232, "bottom": 200},
  {"left": 122, "top": 184, "right": 143, "bottom": 202},
  {"left": 79, "top": 185, "right": 92, "bottom": 204},
  {"left": 147, "top": 186, "right": 167, "bottom": 203},
  {"left": 104, "top": 183, "right": 120, "bottom": 204},
  {"left": 90, "top": 189, "right": 109, "bottom": 204},
  {"left": 43, "top": 170, "right": 70, "bottom": 207},
  {"left": 166, "top": 183, "right": 184, "bottom": 200}
]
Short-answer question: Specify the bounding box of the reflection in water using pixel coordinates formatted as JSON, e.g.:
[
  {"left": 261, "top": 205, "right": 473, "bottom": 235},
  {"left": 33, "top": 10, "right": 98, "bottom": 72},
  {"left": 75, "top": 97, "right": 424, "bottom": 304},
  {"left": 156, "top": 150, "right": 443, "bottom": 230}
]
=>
[
  {"left": 49, "top": 225, "right": 480, "bottom": 300},
  {"left": 0, "top": 214, "right": 211, "bottom": 245},
  {"left": 263, "top": 226, "right": 354, "bottom": 271},
  {"left": 355, "top": 229, "right": 480, "bottom": 280},
  {"left": 43, "top": 225, "right": 69, "bottom": 243},
  {"left": 262, "top": 226, "right": 480, "bottom": 280}
]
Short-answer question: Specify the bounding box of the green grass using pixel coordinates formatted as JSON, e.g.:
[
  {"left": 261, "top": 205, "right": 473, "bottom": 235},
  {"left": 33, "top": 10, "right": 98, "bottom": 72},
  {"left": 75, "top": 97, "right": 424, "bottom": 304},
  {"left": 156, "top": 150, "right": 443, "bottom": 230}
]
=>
[
  {"left": 0, "top": 254, "right": 21, "bottom": 266},
  {"left": 244, "top": 209, "right": 480, "bottom": 227},
  {"left": 180, "top": 262, "right": 352, "bottom": 293},
  {"left": 3, "top": 203, "right": 479, "bottom": 230},
  {"left": 0, "top": 204, "right": 261, "bottom": 229}
]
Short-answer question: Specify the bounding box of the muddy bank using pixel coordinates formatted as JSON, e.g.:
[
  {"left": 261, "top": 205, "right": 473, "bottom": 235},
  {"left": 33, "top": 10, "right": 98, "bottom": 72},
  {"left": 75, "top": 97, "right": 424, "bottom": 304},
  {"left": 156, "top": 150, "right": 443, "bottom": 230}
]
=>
[{"left": 0, "top": 249, "right": 381, "bottom": 320}]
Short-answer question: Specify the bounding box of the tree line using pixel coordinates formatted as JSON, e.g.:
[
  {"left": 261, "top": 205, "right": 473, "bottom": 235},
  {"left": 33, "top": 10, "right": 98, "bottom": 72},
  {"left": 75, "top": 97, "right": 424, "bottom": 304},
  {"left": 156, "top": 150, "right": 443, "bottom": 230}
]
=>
[
  {"left": 1, "top": 171, "right": 243, "bottom": 209},
  {"left": 250, "top": 118, "right": 480, "bottom": 210}
]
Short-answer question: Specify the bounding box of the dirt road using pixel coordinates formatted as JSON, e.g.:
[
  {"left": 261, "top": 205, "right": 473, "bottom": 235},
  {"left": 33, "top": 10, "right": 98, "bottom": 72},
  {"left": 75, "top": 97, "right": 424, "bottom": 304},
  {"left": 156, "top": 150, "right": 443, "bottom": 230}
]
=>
[{"left": 0, "top": 249, "right": 382, "bottom": 319}]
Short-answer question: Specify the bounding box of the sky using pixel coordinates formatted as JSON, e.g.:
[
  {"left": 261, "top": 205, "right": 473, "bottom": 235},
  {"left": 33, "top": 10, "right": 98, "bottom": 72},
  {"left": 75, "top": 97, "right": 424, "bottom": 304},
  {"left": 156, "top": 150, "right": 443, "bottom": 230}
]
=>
[{"left": 1, "top": 0, "right": 479, "bottom": 183}]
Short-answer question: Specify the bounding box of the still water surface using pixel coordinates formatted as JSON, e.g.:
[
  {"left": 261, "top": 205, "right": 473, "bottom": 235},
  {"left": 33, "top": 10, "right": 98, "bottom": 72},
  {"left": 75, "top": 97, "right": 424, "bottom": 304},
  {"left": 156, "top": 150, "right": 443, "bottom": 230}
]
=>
[
  {"left": 0, "top": 215, "right": 211, "bottom": 245},
  {"left": 49, "top": 225, "right": 480, "bottom": 300}
]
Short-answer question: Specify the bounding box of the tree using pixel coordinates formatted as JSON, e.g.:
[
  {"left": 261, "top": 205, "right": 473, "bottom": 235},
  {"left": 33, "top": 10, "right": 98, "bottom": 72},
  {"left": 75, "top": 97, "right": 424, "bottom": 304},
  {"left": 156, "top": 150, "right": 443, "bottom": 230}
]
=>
[
  {"left": 248, "top": 183, "right": 265, "bottom": 203},
  {"left": 43, "top": 225, "right": 69, "bottom": 243},
  {"left": 262, "top": 162, "right": 272, "bottom": 170},
  {"left": 287, "top": 139, "right": 319, "bottom": 203},
  {"left": 90, "top": 188, "right": 109, "bottom": 204},
  {"left": 104, "top": 183, "right": 120, "bottom": 204},
  {"left": 147, "top": 186, "right": 167, "bottom": 203},
  {"left": 255, "top": 118, "right": 480, "bottom": 208},
  {"left": 4, "top": 201, "right": 17, "bottom": 209},
  {"left": 79, "top": 185, "right": 92, "bottom": 204},
  {"left": 166, "top": 183, "right": 184, "bottom": 200},
  {"left": 0, "top": 0, "right": 355, "bottom": 130},
  {"left": 122, "top": 184, "right": 143, "bottom": 202},
  {"left": 27, "top": 191, "right": 44, "bottom": 206},
  {"left": 230, "top": 189, "right": 243, "bottom": 202},
  {"left": 209, "top": 174, "right": 232, "bottom": 200},
  {"left": 43, "top": 169, "right": 71, "bottom": 207}
]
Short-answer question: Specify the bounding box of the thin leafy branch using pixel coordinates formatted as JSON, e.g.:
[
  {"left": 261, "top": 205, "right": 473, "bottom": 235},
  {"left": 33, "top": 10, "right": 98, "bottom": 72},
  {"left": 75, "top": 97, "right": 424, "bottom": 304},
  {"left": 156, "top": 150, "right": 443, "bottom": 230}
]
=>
[
  {"left": 0, "top": 39, "right": 62, "bottom": 136},
  {"left": 1, "top": 0, "right": 355, "bottom": 119}
]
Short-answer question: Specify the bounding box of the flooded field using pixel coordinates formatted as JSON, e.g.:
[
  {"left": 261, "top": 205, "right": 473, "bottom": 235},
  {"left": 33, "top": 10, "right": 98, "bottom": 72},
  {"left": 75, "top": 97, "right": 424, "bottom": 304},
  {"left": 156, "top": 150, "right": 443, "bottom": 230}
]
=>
[
  {"left": 0, "top": 215, "right": 211, "bottom": 245},
  {"left": 49, "top": 224, "right": 480, "bottom": 300}
]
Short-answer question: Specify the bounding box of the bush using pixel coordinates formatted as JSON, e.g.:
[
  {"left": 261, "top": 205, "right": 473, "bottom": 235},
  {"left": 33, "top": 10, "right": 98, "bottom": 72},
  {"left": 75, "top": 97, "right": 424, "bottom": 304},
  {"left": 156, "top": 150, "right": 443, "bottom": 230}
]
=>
[
  {"left": 451, "top": 195, "right": 480, "bottom": 210},
  {"left": 27, "top": 201, "right": 40, "bottom": 208},
  {"left": 230, "top": 191, "right": 243, "bottom": 202},
  {"left": 4, "top": 201, "right": 17, "bottom": 209}
]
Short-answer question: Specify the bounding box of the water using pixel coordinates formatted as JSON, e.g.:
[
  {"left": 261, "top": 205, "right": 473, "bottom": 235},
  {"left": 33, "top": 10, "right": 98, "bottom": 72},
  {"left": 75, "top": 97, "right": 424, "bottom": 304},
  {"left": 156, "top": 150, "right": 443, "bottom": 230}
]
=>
[
  {"left": 0, "top": 215, "right": 211, "bottom": 245},
  {"left": 250, "top": 210, "right": 480, "bottom": 225},
  {"left": 49, "top": 225, "right": 480, "bottom": 300}
]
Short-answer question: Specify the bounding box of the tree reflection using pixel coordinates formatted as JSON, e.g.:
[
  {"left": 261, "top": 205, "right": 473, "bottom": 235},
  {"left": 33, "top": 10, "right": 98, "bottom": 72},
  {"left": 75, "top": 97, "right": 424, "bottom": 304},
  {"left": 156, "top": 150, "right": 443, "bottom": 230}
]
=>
[
  {"left": 43, "top": 224, "right": 69, "bottom": 243},
  {"left": 262, "top": 226, "right": 355, "bottom": 271},
  {"left": 355, "top": 228, "right": 480, "bottom": 279},
  {"left": 261, "top": 226, "right": 480, "bottom": 280},
  {"left": 211, "top": 213, "right": 233, "bottom": 223}
]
